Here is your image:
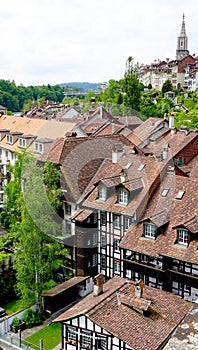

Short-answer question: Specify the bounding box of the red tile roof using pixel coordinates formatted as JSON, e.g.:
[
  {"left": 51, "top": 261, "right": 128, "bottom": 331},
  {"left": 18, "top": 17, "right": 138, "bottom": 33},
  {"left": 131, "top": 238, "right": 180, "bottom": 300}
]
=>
[{"left": 54, "top": 276, "right": 192, "bottom": 350}]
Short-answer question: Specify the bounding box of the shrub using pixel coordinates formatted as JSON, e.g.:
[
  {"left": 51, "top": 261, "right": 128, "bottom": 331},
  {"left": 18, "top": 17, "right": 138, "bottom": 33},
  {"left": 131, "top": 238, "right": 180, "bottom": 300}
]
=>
[
  {"left": 12, "top": 317, "right": 22, "bottom": 326},
  {"left": 23, "top": 309, "right": 43, "bottom": 328}
]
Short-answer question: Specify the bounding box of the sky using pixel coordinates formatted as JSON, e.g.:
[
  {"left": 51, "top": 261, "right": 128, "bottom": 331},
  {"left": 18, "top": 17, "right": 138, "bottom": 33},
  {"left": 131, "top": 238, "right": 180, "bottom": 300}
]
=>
[{"left": 0, "top": 0, "right": 197, "bottom": 86}]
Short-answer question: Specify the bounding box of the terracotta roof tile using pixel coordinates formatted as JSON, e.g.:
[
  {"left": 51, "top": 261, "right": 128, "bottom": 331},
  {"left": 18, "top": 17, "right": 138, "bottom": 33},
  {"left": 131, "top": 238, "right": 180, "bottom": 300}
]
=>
[{"left": 54, "top": 276, "right": 192, "bottom": 350}]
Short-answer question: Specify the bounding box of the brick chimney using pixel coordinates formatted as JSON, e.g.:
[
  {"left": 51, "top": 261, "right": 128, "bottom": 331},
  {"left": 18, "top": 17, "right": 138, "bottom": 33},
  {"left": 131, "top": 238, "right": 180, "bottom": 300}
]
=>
[{"left": 93, "top": 273, "right": 104, "bottom": 297}]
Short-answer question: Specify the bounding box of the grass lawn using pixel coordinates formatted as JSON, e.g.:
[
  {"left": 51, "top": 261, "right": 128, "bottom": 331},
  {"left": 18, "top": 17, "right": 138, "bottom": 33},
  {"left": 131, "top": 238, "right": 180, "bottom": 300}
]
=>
[
  {"left": 4, "top": 300, "right": 30, "bottom": 315},
  {"left": 23, "top": 322, "right": 62, "bottom": 350}
]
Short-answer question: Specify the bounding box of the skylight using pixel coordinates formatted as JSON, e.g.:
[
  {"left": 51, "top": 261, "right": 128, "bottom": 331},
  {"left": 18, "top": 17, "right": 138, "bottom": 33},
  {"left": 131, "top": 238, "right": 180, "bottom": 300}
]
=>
[
  {"left": 138, "top": 164, "right": 146, "bottom": 171},
  {"left": 176, "top": 190, "right": 185, "bottom": 199},
  {"left": 161, "top": 188, "right": 169, "bottom": 197},
  {"left": 124, "top": 162, "right": 132, "bottom": 170}
]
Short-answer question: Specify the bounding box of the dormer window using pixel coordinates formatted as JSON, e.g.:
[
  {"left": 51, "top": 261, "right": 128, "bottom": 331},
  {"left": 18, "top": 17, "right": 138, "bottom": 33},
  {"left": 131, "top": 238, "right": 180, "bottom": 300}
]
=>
[
  {"left": 35, "top": 142, "right": 43, "bottom": 154},
  {"left": 98, "top": 184, "right": 107, "bottom": 201},
  {"left": 34, "top": 138, "right": 53, "bottom": 155},
  {"left": 19, "top": 138, "right": 26, "bottom": 148},
  {"left": 144, "top": 223, "right": 156, "bottom": 239},
  {"left": 117, "top": 188, "right": 128, "bottom": 205},
  {"left": 177, "top": 228, "right": 189, "bottom": 246},
  {"left": 6, "top": 135, "right": 13, "bottom": 144}
]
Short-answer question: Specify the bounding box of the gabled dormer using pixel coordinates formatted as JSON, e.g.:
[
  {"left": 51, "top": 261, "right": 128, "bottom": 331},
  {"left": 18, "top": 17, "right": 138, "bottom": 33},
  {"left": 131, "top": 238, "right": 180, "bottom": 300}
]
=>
[
  {"left": 0, "top": 129, "right": 10, "bottom": 141},
  {"left": 116, "top": 185, "right": 129, "bottom": 206},
  {"left": 18, "top": 134, "right": 36, "bottom": 149},
  {"left": 34, "top": 138, "right": 54, "bottom": 154},
  {"left": 141, "top": 212, "right": 169, "bottom": 240},
  {"left": 6, "top": 131, "right": 23, "bottom": 145}
]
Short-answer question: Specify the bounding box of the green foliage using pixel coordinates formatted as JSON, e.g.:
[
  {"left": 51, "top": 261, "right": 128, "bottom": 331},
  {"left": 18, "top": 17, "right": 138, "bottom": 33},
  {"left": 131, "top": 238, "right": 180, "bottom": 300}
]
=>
[
  {"left": 0, "top": 80, "right": 65, "bottom": 112},
  {"left": 12, "top": 317, "right": 22, "bottom": 326},
  {"left": 23, "top": 309, "right": 43, "bottom": 328},
  {"left": 161, "top": 80, "right": 173, "bottom": 95},
  {"left": 121, "top": 56, "right": 141, "bottom": 110},
  {"left": 0, "top": 152, "right": 67, "bottom": 308}
]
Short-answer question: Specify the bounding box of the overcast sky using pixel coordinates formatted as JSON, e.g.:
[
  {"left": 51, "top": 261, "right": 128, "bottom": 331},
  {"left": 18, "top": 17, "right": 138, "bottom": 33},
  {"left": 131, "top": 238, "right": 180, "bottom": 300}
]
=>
[{"left": 0, "top": 0, "right": 197, "bottom": 86}]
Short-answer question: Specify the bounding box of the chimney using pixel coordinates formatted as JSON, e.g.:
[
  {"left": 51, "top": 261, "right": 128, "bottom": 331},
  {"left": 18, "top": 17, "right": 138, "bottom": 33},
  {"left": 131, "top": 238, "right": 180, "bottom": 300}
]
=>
[
  {"left": 91, "top": 97, "right": 96, "bottom": 109},
  {"left": 112, "top": 144, "right": 124, "bottom": 164},
  {"left": 93, "top": 273, "right": 104, "bottom": 297},
  {"left": 125, "top": 115, "right": 128, "bottom": 126},
  {"left": 135, "top": 280, "right": 144, "bottom": 298},
  {"left": 162, "top": 144, "right": 168, "bottom": 160},
  {"left": 169, "top": 112, "right": 174, "bottom": 128},
  {"left": 120, "top": 170, "right": 127, "bottom": 183}
]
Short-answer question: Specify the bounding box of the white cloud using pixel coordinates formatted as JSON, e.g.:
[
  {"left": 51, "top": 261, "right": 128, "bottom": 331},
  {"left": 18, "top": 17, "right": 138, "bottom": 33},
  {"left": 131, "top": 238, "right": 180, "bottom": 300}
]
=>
[{"left": 0, "top": 0, "right": 197, "bottom": 85}]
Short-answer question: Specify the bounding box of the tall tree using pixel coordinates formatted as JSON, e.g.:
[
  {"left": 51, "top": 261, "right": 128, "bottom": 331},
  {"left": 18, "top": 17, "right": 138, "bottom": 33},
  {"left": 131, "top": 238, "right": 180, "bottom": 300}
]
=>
[
  {"left": 161, "top": 80, "right": 173, "bottom": 95},
  {"left": 121, "top": 56, "right": 141, "bottom": 111}
]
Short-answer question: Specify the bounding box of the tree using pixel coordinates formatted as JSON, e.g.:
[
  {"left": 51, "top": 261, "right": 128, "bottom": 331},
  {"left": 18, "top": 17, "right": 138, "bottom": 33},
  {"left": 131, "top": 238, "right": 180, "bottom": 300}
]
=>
[
  {"left": 161, "top": 80, "right": 173, "bottom": 95},
  {"left": 1, "top": 152, "right": 68, "bottom": 309},
  {"left": 121, "top": 56, "right": 141, "bottom": 111}
]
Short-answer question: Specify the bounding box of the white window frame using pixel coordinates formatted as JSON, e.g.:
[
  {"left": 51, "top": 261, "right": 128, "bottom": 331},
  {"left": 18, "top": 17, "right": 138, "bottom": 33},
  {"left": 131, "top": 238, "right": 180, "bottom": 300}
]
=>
[
  {"left": 67, "top": 326, "right": 77, "bottom": 343},
  {"left": 114, "top": 261, "right": 120, "bottom": 274},
  {"left": 118, "top": 189, "right": 128, "bottom": 205},
  {"left": 98, "top": 185, "right": 107, "bottom": 201},
  {"left": 81, "top": 330, "right": 91, "bottom": 348},
  {"left": 144, "top": 223, "right": 156, "bottom": 239},
  {"left": 113, "top": 214, "right": 121, "bottom": 229},
  {"left": 177, "top": 228, "right": 189, "bottom": 246}
]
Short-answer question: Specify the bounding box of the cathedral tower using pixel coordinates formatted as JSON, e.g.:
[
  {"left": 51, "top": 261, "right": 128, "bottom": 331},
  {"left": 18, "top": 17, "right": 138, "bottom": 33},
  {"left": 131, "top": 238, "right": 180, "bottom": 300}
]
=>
[{"left": 176, "top": 14, "right": 189, "bottom": 60}]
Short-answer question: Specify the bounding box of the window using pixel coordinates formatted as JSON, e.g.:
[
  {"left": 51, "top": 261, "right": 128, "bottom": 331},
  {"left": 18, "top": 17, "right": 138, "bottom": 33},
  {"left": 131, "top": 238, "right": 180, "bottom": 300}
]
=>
[
  {"left": 113, "top": 214, "right": 120, "bottom": 229},
  {"left": 35, "top": 142, "right": 43, "bottom": 154},
  {"left": 67, "top": 326, "right": 77, "bottom": 344},
  {"left": 35, "top": 142, "right": 39, "bottom": 152},
  {"left": 118, "top": 189, "right": 128, "bottom": 205},
  {"left": 124, "top": 216, "right": 132, "bottom": 231},
  {"left": 144, "top": 223, "right": 156, "bottom": 239},
  {"left": 101, "top": 234, "right": 106, "bottom": 248},
  {"left": 114, "top": 261, "right": 120, "bottom": 274},
  {"left": 161, "top": 188, "right": 169, "bottom": 197},
  {"left": 6, "top": 135, "right": 13, "bottom": 144},
  {"left": 81, "top": 330, "right": 91, "bottom": 348},
  {"left": 174, "top": 157, "right": 184, "bottom": 166},
  {"left": 96, "top": 335, "right": 107, "bottom": 350},
  {"left": 113, "top": 240, "right": 119, "bottom": 251},
  {"left": 19, "top": 138, "right": 26, "bottom": 148},
  {"left": 176, "top": 190, "right": 185, "bottom": 199},
  {"left": 92, "top": 253, "right": 97, "bottom": 267},
  {"left": 101, "top": 255, "right": 106, "bottom": 270},
  {"left": 100, "top": 211, "right": 107, "bottom": 226},
  {"left": 177, "top": 228, "right": 189, "bottom": 246},
  {"left": 93, "top": 232, "right": 97, "bottom": 245},
  {"left": 98, "top": 185, "right": 107, "bottom": 201}
]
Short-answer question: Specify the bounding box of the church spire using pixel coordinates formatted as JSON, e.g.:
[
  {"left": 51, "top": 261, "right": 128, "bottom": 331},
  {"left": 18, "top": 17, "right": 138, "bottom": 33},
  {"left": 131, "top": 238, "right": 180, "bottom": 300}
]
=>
[
  {"left": 176, "top": 13, "right": 189, "bottom": 60},
  {"left": 180, "top": 13, "right": 186, "bottom": 36}
]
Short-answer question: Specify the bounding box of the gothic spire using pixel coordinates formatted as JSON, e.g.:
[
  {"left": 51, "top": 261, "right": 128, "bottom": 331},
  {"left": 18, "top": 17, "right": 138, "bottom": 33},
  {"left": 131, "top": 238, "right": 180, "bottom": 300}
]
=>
[{"left": 180, "top": 13, "right": 186, "bottom": 36}]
